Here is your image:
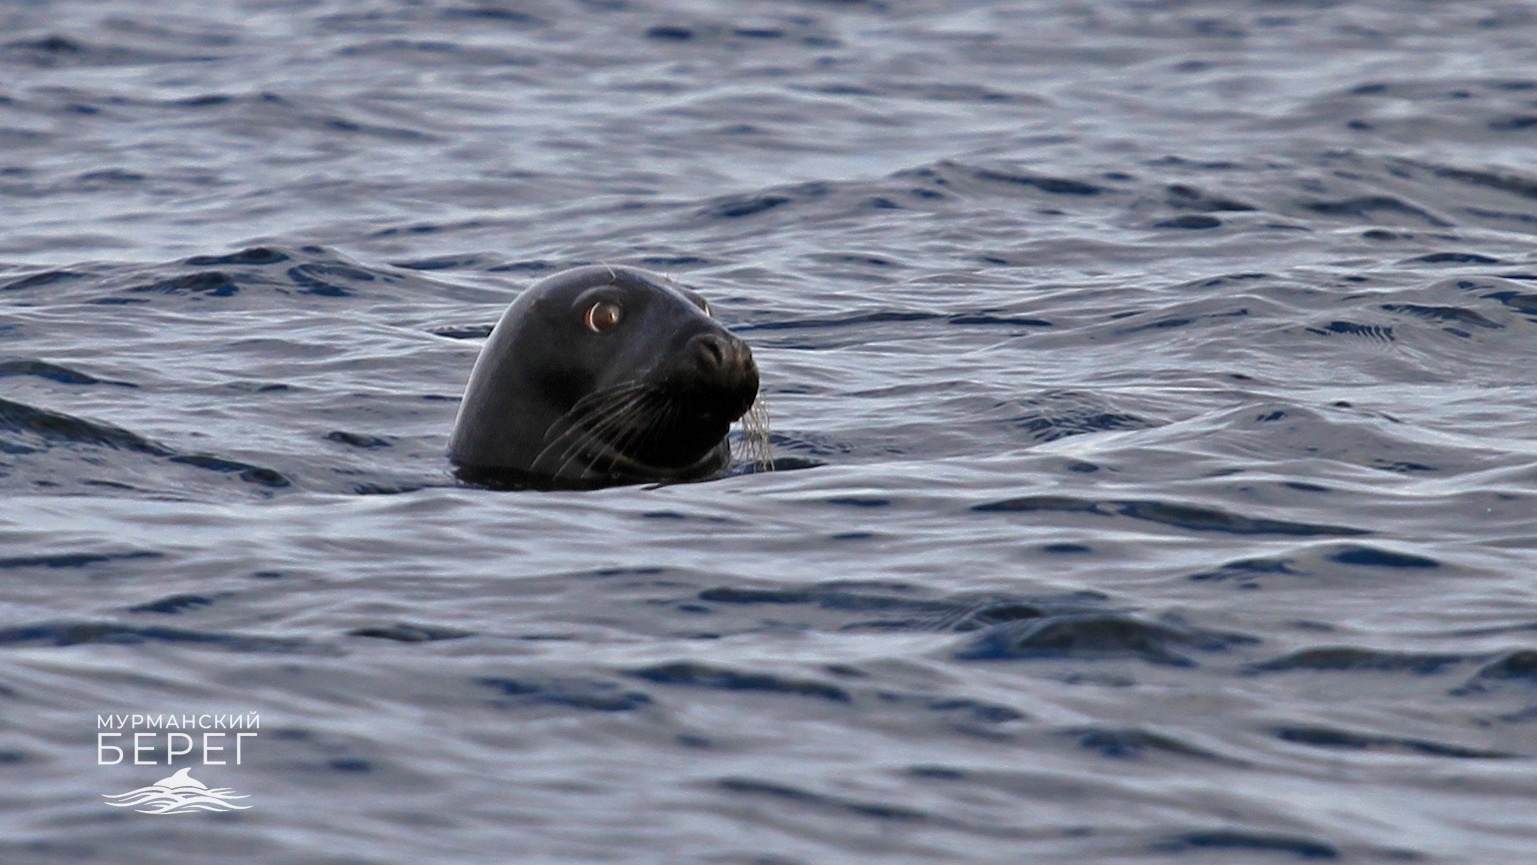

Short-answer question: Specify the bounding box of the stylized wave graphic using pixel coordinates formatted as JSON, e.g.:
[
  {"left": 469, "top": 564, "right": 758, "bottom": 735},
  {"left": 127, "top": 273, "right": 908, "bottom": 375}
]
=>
[{"left": 103, "top": 767, "right": 251, "bottom": 814}]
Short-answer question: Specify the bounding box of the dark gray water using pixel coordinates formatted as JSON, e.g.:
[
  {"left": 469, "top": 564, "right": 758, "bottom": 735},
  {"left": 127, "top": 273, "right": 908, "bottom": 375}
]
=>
[{"left": 3, "top": 1, "right": 1536, "bottom": 862}]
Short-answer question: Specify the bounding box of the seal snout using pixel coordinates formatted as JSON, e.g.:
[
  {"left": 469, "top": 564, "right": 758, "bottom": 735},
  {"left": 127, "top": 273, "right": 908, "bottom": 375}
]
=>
[{"left": 681, "top": 330, "right": 759, "bottom": 419}]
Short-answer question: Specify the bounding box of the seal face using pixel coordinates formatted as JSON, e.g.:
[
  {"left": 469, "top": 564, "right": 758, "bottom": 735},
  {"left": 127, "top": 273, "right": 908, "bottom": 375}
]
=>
[{"left": 449, "top": 265, "right": 759, "bottom": 489}]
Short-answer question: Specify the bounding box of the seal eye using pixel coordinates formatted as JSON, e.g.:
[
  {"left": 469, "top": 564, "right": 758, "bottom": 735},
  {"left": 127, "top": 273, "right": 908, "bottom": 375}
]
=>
[{"left": 584, "top": 301, "right": 623, "bottom": 333}]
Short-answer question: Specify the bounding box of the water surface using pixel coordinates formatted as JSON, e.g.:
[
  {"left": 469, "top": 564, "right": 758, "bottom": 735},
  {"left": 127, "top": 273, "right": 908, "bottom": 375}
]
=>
[{"left": 2, "top": 1, "right": 1536, "bottom": 863}]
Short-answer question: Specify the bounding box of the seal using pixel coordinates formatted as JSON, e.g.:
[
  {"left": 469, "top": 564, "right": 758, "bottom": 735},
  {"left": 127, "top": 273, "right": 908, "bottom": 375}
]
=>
[{"left": 449, "top": 265, "right": 759, "bottom": 489}]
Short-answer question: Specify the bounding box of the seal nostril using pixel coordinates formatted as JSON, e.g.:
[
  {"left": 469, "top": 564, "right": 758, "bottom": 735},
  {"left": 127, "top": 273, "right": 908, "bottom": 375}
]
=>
[{"left": 696, "top": 334, "right": 726, "bottom": 370}]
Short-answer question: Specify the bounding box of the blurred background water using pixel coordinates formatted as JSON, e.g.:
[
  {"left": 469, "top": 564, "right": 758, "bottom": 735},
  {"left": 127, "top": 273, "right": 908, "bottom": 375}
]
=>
[{"left": 2, "top": 1, "right": 1536, "bottom": 862}]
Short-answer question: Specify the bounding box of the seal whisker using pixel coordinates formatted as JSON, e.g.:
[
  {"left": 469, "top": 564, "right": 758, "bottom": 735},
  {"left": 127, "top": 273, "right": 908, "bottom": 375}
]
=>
[
  {"left": 736, "top": 398, "right": 774, "bottom": 471},
  {"left": 544, "top": 382, "right": 650, "bottom": 442},
  {"left": 608, "top": 396, "right": 691, "bottom": 478},
  {"left": 597, "top": 394, "right": 676, "bottom": 477},
  {"left": 531, "top": 383, "right": 652, "bottom": 471},
  {"left": 538, "top": 401, "right": 647, "bottom": 478},
  {"left": 567, "top": 395, "right": 657, "bottom": 478},
  {"left": 550, "top": 389, "right": 660, "bottom": 479}
]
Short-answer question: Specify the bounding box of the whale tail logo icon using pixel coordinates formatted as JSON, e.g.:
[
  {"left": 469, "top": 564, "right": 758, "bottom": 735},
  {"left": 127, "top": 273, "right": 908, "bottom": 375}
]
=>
[{"left": 103, "top": 767, "right": 252, "bottom": 814}]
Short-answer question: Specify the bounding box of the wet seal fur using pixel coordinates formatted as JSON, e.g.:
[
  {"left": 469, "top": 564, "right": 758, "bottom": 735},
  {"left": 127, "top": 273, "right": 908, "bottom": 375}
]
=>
[{"left": 450, "top": 265, "right": 759, "bottom": 490}]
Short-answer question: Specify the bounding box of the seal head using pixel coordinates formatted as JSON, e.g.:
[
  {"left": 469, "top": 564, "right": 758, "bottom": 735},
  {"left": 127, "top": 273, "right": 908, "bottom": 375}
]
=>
[{"left": 449, "top": 265, "right": 759, "bottom": 489}]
